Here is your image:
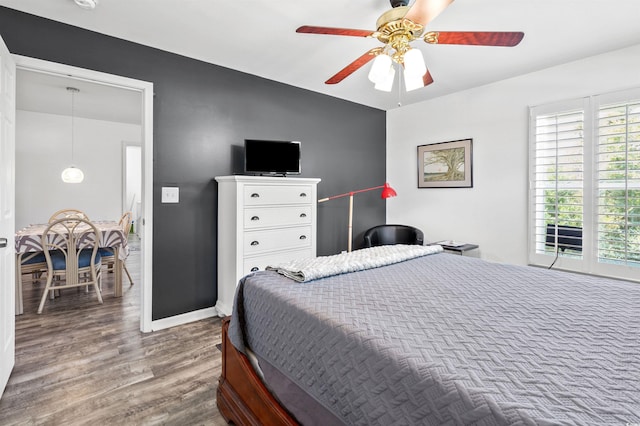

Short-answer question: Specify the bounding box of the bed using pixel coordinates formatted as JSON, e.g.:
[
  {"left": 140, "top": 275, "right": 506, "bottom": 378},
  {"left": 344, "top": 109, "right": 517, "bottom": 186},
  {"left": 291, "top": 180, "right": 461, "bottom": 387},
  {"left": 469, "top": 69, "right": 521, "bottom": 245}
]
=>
[{"left": 217, "top": 245, "right": 640, "bottom": 425}]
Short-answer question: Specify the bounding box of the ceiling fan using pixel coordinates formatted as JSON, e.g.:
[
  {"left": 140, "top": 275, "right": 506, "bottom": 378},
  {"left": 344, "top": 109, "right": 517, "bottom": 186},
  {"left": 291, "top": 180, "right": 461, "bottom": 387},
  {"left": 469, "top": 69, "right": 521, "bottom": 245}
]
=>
[{"left": 296, "top": 0, "right": 524, "bottom": 92}]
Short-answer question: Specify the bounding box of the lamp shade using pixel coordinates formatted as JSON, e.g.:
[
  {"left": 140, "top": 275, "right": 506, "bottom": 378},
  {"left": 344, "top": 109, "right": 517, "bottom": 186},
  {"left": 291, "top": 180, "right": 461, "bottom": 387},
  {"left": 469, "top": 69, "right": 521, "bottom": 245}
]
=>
[
  {"left": 381, "top": 182, "right": 397, "bottom": 199},
  {"left": 368, "top": 54, "right": 393, "bottom": 84},
  {"left": 403, "top": 48, "right": 427, "bottom": 77},
  {"left": 61, "top": 166, "right": 85, "bottom": 183},
  {"left": 74, "top": 0, "right": 98, "bottom": 9},
  {"left": 374, "top": 66, "right": 395, "bottom": 92},
  {"left": 404, "top": 70, "right": 424, "bottom": 92}
]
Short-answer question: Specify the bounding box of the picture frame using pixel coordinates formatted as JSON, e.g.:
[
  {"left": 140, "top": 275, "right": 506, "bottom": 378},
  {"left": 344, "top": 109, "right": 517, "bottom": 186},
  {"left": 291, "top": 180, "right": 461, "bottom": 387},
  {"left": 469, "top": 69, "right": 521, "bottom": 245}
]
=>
[{"left": 417, "top": 138, "right": 473, "bottom": 188}]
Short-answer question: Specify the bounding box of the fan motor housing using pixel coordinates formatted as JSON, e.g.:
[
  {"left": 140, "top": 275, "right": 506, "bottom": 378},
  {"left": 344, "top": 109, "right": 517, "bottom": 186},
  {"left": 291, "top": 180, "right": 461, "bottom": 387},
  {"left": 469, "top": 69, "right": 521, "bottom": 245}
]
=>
[
  {"left": 375, "top": 7, "right": 425, "bottom": 44},
  {"left": 390, "top": 0, "right": 409, "bottom": 7}
]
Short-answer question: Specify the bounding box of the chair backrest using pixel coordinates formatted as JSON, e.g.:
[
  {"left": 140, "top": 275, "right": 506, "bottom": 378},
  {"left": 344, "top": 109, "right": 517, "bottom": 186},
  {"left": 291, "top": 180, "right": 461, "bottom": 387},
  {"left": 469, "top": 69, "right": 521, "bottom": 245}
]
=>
[
  {"left": 49, "top": 208, "right": 89, "bottom": 223},
  {"left": 363, "top": 224, "right": 424, "bottom": 248},
  {"left": 119, "top": 211, "right": 133, "bottom": 236},
  {"left": 42, "top": 218, "right": 101, "bottom": 281}
]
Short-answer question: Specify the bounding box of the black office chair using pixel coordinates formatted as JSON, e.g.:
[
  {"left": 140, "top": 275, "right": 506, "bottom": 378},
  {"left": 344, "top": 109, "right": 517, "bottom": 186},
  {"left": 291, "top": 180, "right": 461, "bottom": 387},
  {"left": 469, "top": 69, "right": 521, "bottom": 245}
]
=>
[{"left": 362, "top": 224, "right": 424, "bottom": 248}]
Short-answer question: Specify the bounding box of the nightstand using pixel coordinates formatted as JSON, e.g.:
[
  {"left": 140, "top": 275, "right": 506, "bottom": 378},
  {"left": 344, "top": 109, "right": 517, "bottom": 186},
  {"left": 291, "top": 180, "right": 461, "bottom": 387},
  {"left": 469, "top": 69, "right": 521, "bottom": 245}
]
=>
[{"left": 430, "top": 241, "right": 479, "bottom": 255}]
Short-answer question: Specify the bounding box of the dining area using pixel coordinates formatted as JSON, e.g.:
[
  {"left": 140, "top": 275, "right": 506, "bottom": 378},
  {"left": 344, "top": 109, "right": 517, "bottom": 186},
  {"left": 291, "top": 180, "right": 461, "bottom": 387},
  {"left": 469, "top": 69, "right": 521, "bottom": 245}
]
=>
[{"left": 14, "top": 209, "right": 134, "bottom": 315}]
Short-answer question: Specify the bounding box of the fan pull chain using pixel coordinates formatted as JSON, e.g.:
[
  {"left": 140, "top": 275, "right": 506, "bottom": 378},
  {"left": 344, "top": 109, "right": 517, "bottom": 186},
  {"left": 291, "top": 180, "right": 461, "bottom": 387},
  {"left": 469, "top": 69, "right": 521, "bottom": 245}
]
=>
[{"left": 397, "top": 63, "right": 403, "bottom": 107}]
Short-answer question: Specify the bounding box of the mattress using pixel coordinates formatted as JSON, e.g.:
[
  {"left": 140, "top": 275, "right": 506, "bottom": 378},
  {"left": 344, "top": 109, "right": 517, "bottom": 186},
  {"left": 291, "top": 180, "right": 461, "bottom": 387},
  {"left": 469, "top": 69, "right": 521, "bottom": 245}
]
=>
[{"left": 229, "top": 251, "right": 640, "bottom": 425}]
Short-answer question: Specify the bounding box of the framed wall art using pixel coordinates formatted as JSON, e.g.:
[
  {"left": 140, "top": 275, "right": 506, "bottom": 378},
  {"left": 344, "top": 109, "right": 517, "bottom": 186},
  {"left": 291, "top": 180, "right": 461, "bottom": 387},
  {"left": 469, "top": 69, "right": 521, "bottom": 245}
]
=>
[{"left": 417, "top": 138, "right": 473, "bottom": 188}]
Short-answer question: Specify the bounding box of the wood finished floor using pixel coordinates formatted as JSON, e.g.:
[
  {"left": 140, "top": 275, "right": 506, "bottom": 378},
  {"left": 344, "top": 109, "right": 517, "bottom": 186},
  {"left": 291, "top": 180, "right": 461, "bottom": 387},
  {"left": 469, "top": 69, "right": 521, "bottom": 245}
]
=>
[{"left": 0, "top": 236, "right": 228, "bottom": 425}]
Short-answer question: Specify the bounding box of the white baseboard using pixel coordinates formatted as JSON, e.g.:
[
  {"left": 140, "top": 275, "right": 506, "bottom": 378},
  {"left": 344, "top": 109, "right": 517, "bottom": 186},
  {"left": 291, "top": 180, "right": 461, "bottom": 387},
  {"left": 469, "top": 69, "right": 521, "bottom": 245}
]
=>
[{"left": 150, "top": 306, "right": 218, "bottom": 331}]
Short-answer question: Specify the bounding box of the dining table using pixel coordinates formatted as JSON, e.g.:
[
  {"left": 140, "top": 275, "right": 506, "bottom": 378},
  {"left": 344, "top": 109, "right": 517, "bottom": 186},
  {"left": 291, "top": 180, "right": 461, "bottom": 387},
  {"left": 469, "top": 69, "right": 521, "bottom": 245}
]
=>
[{"left": 14, "top": 220, "right": 130, "bottom": 315}]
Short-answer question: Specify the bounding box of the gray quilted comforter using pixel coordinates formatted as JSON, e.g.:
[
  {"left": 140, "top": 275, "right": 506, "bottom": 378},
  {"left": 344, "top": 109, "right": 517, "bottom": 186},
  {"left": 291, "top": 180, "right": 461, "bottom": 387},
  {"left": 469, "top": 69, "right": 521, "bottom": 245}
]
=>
[{"left": 229, "top": 252, "right": 640, "bottom": 425}]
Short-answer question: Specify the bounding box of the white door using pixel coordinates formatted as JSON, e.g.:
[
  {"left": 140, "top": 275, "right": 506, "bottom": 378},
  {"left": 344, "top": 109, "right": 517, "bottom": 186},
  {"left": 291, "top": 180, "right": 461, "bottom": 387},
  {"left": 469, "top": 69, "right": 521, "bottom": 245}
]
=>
[{"left": 0, "top": 35, "right": 16, "bottom": 398}]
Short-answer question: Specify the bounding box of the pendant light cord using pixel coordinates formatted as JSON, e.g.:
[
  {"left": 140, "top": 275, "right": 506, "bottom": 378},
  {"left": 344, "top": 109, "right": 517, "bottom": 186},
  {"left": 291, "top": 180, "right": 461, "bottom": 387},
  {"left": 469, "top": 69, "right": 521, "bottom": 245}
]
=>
[
  {"left": 70, "top": 87, "right": 75, "bottom": 164},
  {"left": 62, "top": 87, "right": 84, "bottom": 183}
]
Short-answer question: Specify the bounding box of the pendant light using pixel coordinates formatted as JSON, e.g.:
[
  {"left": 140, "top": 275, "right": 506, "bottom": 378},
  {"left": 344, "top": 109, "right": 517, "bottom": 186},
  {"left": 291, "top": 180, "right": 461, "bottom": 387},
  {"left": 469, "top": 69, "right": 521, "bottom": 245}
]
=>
[
  {"left": 61, "top": 87, "right": 84, "bottom": 183},
  {"left": 74, "top": 0, "right": 98, "bottom": 10}
]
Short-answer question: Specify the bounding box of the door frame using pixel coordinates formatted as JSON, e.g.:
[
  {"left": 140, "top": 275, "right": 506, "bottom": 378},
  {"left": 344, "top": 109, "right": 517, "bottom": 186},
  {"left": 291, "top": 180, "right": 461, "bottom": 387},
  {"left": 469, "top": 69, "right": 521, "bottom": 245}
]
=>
[
  {"left": 122, "top": 141, "right": 142, "bottom": 229},
  {"left": 0, "top": 33, "right": 16, "bottom": 399},
  {"left": 13, "top": 55, "right": 154, "bottom": 332}
]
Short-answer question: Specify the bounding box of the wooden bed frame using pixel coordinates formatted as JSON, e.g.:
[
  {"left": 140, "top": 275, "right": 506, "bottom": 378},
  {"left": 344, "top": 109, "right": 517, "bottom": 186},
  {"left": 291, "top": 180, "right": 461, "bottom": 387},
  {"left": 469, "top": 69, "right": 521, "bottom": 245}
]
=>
[{"left": 217, "top": 317, "right": 298, "bottom": 425}]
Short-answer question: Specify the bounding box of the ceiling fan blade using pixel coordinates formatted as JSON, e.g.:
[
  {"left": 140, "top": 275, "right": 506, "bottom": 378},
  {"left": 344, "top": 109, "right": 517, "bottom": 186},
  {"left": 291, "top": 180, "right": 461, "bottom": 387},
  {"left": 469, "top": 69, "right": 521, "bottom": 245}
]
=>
[
  {"left": 296, "top": 25, "right": 374, "bottom": 38},
  {"left": 325, "top": 49, "right": 379, "bottom": 84},
  {"left": 426, "top": 31, "right": 524, "bottom": 46},
  {"left": 404, "top": 0, "right": 454, "bottom": 26},
  {"left": 423, "top": 69, "right": 434, "bottom": 86}
]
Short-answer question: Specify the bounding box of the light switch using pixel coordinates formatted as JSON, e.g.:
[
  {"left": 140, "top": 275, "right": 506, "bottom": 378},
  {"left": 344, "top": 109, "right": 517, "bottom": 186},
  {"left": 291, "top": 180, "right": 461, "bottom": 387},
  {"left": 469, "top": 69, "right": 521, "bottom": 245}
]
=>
[{"left": 162, "top": 186, "right": 179, "bottom": 203}]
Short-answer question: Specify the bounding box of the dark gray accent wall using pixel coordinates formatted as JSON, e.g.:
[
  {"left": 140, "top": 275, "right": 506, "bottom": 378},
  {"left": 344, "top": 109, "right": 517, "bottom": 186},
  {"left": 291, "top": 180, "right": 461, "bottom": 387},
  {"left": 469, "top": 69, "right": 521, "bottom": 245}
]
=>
[{"left": 0, "top": 7, "right": 387, "bottom": 320}]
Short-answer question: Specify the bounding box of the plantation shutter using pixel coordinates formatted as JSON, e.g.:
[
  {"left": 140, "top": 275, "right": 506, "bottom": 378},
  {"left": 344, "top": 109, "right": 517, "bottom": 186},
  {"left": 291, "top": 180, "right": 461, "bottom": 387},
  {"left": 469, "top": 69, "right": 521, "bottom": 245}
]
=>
[
  {"left": 531, "top": 109, "right": 584, "bottom": 258},
  {"left": 596, "top": 100, "right": 640, "bottom": 267}
]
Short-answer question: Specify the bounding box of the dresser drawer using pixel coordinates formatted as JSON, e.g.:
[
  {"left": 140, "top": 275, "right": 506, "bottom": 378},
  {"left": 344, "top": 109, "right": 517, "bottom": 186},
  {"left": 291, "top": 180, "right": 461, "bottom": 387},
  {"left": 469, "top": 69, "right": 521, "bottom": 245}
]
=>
[
  {"left": 243, "top": 249, "right": 312, "bottom": 275},
  {"left": 244, "top": 184, "right": 313, "bottom": 206},
  {"left": 244, "top": 226, "right": 312, "bottom": 255},
  {"left": 244, "top": 206, "right": 311, "bottom": 229}
]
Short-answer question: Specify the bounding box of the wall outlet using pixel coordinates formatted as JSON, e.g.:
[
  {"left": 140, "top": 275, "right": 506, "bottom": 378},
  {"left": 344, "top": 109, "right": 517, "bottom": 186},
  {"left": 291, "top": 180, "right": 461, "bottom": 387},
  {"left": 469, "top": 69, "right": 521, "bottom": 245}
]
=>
[{"left": 161, "top": 186, "right": 179, "bottom": 203}]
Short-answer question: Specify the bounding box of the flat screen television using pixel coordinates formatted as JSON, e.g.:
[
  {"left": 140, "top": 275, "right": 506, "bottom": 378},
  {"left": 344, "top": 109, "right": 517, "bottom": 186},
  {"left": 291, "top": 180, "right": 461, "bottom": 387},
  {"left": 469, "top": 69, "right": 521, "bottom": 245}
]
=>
[{"left": 244, "top": 139, "right": 301, "bottom": 176}]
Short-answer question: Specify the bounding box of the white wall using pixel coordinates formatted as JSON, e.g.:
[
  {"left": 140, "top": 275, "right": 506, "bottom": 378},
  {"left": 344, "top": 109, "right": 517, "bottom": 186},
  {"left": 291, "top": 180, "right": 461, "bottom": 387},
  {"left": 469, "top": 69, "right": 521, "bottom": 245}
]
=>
[
  {"left": 387, "top": 44, "right": 640, "bottom": 265},
  {"left": 15, "top": 110, "right": 141, "bottom": 229}
]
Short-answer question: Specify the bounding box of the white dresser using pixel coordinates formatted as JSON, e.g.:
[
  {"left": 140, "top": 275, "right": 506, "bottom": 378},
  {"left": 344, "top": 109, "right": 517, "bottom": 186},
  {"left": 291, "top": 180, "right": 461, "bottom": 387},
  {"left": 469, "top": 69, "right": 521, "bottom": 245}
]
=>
[{"left": 215, "top": 175, "right": 321, "bottom": 316}]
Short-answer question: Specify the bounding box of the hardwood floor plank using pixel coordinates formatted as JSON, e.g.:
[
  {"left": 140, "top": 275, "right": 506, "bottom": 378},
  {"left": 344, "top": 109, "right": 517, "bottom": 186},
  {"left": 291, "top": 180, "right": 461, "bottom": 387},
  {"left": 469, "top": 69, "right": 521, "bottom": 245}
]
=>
[{"left": 0, "top": 236, "right": 228, "bottom": 425}]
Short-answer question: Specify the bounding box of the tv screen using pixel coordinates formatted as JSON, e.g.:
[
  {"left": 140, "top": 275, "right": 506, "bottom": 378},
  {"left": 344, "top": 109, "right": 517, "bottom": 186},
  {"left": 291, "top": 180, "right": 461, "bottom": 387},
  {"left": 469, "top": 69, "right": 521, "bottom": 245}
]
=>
[{"left": 244, "top": 139, "right": 301, "bottom": 176}]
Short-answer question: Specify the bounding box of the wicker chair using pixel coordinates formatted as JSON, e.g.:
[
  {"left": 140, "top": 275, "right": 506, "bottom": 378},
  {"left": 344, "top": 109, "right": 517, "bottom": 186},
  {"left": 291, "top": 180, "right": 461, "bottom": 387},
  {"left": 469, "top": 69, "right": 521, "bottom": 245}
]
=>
[
  {"left": 99, "top": 211, "right": 134, "bottom": 286},
  {"left": 38, "top": 218, "right": 103, "bottom": 314},
  {"left": 48, "top": 208, "right": 89, "bottom": 223}
]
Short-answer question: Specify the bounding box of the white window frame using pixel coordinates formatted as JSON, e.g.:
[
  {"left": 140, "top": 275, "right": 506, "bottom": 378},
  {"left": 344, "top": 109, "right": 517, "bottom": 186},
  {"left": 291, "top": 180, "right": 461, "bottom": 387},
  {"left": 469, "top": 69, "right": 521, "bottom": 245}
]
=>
[{"left": 528, "top": 88, "right": 640, "bottom": 282}]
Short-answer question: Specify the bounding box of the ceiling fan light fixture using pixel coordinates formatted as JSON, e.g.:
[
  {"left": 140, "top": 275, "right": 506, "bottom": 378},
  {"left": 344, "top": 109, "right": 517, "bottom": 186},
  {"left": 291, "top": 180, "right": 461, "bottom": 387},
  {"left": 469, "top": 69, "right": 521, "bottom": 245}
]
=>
[
  {"left": 368, "top": 54, "right": 392, "bottom": 84},
  {"left": 74, "top": 0, "right": 98, "bottom": 10},
  {"left": 374, "top": 66, "right": 396, "bottom": 92},
  {"left": 403, "top": 48, "right": 427, "bottom": 77},
  {"left": 404, "top": 71, "right": 424, "bottom": 92}
]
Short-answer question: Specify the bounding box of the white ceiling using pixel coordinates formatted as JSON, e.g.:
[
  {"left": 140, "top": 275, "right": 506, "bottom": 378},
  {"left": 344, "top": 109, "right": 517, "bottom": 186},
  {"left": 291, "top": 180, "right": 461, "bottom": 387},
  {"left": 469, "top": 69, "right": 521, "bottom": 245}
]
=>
[
  {"left": 16, "top": 69, "right": 142, "bottom": 124},
  {"left": 4, "top": 0, "right": 640, "bottom": 114}
]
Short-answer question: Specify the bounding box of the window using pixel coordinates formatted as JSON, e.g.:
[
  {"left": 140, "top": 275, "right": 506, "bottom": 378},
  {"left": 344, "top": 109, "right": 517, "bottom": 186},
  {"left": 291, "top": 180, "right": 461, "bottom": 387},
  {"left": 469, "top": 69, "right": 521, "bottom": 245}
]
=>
[
  {"left": 529, "top": 89, "right": 640, "bottom": 281},
  {"left": 596, "top": 100, "right": 640, "bottom": 267}
]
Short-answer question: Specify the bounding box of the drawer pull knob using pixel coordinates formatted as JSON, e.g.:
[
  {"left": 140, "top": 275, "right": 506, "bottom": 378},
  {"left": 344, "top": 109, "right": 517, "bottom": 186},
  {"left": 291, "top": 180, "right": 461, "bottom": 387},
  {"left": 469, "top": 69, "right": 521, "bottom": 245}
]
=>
[
  {"left": 299, "top": 235, "right": 307, "bottom": 240},
  {"left": 251, "top": 193, "right": 260, "bottom": 198},
  {"left": 299, "top": 213, "right": 307, "bottom": 218},
  {"left": 251, "top": 216, "right": 260, "bottom": 221},
  {"left": 250, "top": 267, "right": 259, "bottom": 272},
  {"left": 300, "top": 193, "right": 307, "bottom": 197},
  {"left": 251, "top": 241, "right": 260, "bottom": 246}
]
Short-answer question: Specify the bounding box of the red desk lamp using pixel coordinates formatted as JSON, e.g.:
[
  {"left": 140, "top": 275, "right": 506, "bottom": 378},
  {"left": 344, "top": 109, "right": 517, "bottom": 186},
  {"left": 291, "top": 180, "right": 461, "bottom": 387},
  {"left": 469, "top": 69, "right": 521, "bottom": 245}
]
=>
[{"left": 318, "top": 183, "right": 397, "bottom": 252}]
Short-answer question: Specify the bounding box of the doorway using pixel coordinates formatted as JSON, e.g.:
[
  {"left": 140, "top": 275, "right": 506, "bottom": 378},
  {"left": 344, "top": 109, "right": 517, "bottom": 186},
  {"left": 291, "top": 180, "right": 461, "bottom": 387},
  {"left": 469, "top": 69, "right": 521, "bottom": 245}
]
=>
[
  {"left": 13, "top": 55, "right": 153, "bottom": 332},
  {"left": 123, "top": 142, "right": 142, "bottom": 234}
]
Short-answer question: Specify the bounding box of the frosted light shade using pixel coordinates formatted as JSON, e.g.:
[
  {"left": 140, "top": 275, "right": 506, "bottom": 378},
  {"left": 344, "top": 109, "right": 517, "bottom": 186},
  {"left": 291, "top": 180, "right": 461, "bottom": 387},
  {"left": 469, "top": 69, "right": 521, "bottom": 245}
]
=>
[
  {"left": 74, "top": 0, "right": 98, "bottom": 9},
  {"left": 368, "top": 54, "right": 392, "bottom": 84},
  {"left": 403, "top": 48, "right": 427, "bottom": 77},
  {"left": 404, "top": 70, "right": 424, "bottom": 92},
  {"left": 374, "top": 66, "right": 395, "bottom": 92},
  {"left": 61, "top": 166, "right": 85, "bottom": 183}
]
